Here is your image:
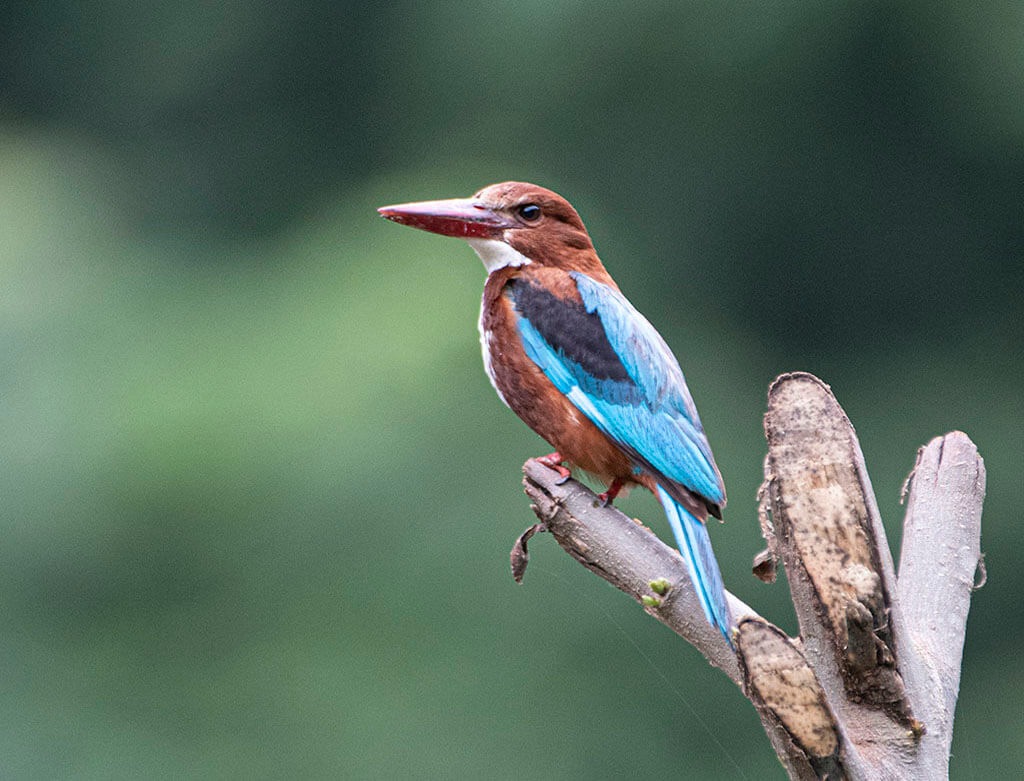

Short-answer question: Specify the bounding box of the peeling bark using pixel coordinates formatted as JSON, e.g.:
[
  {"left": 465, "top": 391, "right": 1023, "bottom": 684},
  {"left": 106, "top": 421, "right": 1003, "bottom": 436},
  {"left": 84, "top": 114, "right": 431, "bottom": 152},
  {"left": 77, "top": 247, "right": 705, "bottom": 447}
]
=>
[
  {"left": 763, "top": 374, "right": 912, "bottom": 723},
  {"left": 737, "top": 618, "right": 845, "bottom": 780}
]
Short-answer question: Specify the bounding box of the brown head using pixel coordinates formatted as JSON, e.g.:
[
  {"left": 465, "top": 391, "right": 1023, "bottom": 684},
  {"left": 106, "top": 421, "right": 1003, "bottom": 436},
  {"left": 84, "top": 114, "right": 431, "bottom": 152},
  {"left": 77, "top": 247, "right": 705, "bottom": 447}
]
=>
[{"left": 378, "top": 182, "right": 609, "bottom": 279}]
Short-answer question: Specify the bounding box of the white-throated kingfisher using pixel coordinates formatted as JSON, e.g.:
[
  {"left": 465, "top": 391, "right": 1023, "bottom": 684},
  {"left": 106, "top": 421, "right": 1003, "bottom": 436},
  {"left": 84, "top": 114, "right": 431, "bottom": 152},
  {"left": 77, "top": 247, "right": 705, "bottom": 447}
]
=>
[{"left": 378, "top": 182, "right": 732, "bottom": 640}]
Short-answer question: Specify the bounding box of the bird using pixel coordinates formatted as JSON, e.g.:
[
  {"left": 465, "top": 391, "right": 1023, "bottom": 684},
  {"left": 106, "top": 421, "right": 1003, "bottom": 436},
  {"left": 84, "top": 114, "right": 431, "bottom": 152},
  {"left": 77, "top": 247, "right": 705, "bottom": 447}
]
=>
[{"left": 378, "top": 182, "right": 732, "bottom": 641}]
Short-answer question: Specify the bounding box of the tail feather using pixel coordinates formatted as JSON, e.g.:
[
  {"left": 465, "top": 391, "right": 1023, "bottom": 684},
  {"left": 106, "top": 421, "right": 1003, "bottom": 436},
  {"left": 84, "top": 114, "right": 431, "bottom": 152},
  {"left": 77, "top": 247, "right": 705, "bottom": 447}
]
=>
[{"left": 655, "top": 484, "right": 732, "bottom": 644}]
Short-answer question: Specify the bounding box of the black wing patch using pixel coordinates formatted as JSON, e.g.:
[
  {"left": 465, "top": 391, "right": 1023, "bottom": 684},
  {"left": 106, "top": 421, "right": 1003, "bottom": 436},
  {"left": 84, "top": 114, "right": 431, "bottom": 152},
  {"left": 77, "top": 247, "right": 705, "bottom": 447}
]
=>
[{"left": 508, "top": 279, "right": 633, "bottom": 383}]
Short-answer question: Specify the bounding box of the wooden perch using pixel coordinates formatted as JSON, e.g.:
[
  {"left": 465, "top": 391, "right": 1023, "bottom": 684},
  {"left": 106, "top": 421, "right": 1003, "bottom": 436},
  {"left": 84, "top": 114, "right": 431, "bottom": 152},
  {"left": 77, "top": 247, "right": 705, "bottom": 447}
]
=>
[{"left": 517, "top": 372, "right": 985, "bottom": 781}]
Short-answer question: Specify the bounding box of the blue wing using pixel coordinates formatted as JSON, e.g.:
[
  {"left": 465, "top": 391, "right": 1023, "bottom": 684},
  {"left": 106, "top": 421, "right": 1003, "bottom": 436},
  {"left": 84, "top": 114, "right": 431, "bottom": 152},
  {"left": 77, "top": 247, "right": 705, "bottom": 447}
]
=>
[
  {"left": 510, "top": 272, "right": 732, "bottom": 640},
  {"left": 510, "top": 272, "right": 725, "bottom": 507}
]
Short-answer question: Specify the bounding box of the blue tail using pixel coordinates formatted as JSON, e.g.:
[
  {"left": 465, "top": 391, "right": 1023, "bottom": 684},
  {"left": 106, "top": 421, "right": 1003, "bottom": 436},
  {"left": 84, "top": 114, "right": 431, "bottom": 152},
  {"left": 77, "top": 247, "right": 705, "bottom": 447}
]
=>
[{"left": 655, "top": 485, "right": 732, "bottom": 644}]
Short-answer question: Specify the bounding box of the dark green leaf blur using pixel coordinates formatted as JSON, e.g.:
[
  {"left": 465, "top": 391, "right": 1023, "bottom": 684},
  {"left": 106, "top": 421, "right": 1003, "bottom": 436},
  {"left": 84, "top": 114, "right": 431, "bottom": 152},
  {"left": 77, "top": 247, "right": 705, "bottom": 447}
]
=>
[{"left": 2, "top": 2, "right": 1020, "bottom": 778}]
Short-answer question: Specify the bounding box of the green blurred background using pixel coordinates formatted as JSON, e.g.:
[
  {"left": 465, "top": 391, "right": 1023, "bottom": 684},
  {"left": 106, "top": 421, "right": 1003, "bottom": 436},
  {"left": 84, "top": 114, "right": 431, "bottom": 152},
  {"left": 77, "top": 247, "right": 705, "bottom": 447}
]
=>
[{"left": 1, "top": 2, "right": 1020, "bottom": 778}]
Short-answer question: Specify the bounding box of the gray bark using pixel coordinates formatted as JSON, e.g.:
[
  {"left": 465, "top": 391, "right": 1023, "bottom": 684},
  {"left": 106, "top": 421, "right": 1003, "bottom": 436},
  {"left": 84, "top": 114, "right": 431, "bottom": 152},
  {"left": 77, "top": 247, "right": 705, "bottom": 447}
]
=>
[
  {"left": 896, "top": 432, "right": 986, "bottom": 777},
  {"left": 516, "top": 372, "right": 985, "bottom": 780}
]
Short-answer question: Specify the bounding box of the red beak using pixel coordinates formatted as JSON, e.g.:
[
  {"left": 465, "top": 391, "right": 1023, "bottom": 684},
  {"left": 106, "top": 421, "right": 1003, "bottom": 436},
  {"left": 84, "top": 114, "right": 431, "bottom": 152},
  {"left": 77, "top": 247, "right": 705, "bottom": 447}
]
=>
[{"left": 377, "top": 198, "right": 514, "bottom": 239}]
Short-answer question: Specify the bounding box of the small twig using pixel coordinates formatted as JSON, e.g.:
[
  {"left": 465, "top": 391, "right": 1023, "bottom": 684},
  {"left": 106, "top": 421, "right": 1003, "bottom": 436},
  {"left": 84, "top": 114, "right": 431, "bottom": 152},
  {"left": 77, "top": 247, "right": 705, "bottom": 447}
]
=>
[{"left": 510, "top": 522, "right": 546, "bottom": 584}]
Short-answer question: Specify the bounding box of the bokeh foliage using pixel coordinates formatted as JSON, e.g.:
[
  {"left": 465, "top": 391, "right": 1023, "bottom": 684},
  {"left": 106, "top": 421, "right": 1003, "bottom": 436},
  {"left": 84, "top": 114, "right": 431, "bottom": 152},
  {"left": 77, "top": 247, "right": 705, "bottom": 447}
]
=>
[{"left": 1, "top": 1, "right": 1021, "bottom": 778}]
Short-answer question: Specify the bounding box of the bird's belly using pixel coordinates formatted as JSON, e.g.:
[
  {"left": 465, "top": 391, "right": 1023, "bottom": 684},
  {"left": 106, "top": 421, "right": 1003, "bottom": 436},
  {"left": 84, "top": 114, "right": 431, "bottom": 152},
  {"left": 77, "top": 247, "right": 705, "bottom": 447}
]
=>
[{"left": 482, "top": 313, "right": 632, "bottom": 484}]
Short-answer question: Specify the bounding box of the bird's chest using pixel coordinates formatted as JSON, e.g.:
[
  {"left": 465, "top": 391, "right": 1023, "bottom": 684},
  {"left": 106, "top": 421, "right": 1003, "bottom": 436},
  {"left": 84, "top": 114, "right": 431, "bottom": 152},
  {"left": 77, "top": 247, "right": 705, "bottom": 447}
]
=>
[
  {"left": 478, "top": 290, "right": 536, "bottom": 411},
  {"left": 477, "top": 294, "right": 510, "bottom": 408},
  {"left": 478, "top": 272, "right": 584, "bottom": 432},
  {"left": 477, "top": 270, "right": 596, "bottom": 419},
  {"left": 477, "top": 287, "right": 593, "bottom": 443},
  {"left": 475, "top": 271, "right": 634, "bottom": 482}
]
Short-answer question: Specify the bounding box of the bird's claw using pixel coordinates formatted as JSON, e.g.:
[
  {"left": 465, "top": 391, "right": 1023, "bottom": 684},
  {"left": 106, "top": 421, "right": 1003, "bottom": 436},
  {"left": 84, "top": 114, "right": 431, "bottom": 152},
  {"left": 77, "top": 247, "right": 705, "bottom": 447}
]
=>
[
  {"left": 538, "top": 452, "right": 572, "bottom": 484},
  {"left": 596, "top": 479, "right": 625, "bottom": 508}
]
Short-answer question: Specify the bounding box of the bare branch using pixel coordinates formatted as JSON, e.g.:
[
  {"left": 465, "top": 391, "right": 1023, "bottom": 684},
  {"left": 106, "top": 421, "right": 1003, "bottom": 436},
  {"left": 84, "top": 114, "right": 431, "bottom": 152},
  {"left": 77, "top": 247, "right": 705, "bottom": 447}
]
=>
[
  {"left": 522, "top": 461, "right": 829, "bottom": 780},
  {"left": 897, "top": 432, "right": 986, "bottom": 766},
  {"left": 522, "top": 460, "right": 746, "bottom": 681}
]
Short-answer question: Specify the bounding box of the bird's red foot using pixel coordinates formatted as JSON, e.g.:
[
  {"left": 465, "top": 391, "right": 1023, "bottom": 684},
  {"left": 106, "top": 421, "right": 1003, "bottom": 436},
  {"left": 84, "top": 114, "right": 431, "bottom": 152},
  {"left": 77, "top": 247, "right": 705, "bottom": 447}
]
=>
[
  {"left": 597, "top": 479, "right": 625, "bottom": 508},
  {"left": 538, "top": 451, "right": 572, "bottom": 484}
]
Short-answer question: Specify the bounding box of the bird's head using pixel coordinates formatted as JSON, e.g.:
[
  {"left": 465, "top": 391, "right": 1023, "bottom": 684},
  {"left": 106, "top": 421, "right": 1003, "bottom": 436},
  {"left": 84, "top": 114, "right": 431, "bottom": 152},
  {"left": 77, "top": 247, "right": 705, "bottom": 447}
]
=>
[{"left": 378, "top": 182, "right": 606, "bottom": 277}]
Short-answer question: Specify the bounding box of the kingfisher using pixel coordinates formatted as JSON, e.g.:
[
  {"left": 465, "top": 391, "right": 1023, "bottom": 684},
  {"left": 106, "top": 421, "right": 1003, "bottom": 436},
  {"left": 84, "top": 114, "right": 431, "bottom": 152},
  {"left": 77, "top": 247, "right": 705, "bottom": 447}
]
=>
[{"left": 378, "top": 182, "right": 731, "bottom": 641}]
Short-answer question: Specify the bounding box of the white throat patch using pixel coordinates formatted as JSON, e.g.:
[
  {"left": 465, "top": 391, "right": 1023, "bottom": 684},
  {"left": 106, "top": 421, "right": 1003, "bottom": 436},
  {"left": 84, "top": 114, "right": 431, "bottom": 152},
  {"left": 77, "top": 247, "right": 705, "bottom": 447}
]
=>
[{"left": 467, "top": 238, "right": 532, "bottom": 273}]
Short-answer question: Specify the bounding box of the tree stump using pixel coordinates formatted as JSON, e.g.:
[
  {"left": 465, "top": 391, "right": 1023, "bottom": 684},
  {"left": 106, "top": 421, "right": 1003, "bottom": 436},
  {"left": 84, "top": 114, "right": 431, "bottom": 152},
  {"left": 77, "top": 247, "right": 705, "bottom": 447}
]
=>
[{"left": 515, "top": 372, "right": 985, "bottom": 781}]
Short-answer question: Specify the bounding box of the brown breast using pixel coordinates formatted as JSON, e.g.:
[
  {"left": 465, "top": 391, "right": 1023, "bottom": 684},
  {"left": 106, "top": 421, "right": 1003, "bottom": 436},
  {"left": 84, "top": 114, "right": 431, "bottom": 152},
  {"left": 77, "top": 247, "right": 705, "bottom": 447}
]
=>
[{"left": 479, "top": 266, "right": 634, "bottom": 484}]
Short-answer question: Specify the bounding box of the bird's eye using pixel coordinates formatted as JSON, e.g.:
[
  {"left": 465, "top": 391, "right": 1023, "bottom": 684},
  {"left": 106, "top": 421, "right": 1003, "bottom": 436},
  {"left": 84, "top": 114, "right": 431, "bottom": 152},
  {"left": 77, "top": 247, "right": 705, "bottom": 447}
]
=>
[{"left": 517, "top": 203, "right": 542, "bottom": 223}]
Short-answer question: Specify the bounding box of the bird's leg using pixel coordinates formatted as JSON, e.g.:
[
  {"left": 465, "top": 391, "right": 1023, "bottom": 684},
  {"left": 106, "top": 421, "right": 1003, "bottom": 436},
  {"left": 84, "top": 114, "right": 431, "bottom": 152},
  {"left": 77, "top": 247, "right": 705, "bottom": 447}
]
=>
[
  {"left": 597, "top": 478, "right": 625, "bottom": 508},
  {"left": 537, "top": 451, "right": 572, "bottom": 484}
]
